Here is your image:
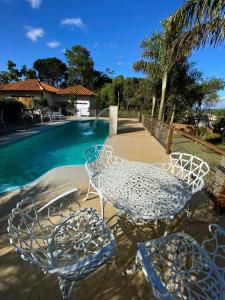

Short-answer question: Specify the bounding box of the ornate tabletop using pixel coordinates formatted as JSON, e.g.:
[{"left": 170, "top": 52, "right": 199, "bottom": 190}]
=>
[{"left": 98, "top": 160, "right": 192, "bottom": 221}]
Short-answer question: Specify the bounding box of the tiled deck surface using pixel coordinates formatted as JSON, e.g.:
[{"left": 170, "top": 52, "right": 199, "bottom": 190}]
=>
[{"left": 0, "top": 119, "right": 223, "bottom": 300}]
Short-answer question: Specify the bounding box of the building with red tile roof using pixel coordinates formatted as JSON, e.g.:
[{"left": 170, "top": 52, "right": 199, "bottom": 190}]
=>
[{"left": 0, "top": 80, "right": 96, "bottom": 115}]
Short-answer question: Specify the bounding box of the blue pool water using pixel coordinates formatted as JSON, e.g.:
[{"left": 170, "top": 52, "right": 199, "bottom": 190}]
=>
[{"left": 0, "top": 120, "right": 109, "bottom": 194}]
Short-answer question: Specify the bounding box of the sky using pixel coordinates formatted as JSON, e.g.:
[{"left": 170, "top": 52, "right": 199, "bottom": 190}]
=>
[{"left": 0, "top": 0, "right": 225, "bottom": 108}]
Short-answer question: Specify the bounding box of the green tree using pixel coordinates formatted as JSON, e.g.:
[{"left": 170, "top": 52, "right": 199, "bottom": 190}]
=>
[
  {"left": 113, "top": 76, "right": 124, "bottom": 108},
  {"left": 0, "top": 60, "right": 21, "bottom": 84},
  {"left": 123, "top": 77, "right": 140, "bottom": 110},
  {"left": 33, "top": 57, "right": 67, "bottom": 87},
  {"left": 64, "top": 45, "right": 94, "bottom": 87},
  {"left": 193, "top": 78, "right": 225, "bottom": 133},
  {"left": 92, "top": 70, "right": 112, "bottom": 91},
  {"left": 0, "top": 72, "right": 10, "bottom": 84},
  {"left": 96, "top": 83, "right": 115, "bottom": 108},
  {"left": 133, "top": 53, "right": 161, "bottom": 116},
  {"left": 20, "top": 65, "right": 37, "bottom": 80},
  {"left": 165, "top": 60, "right": 202, "bottom": 124},
  {"left": 7, "top": 60, "right": 20, "bottom": 82}
]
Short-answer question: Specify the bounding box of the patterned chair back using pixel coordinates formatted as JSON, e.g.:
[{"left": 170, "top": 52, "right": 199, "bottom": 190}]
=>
[
  {"left": 169, "top": 152, "right": 210, "bottom": 193},
  {"left": 83, "top": 144, "right": 113, "bottom": 177},
  {"left": 8, "top": 191, "right": 80, "bottom": 271}
]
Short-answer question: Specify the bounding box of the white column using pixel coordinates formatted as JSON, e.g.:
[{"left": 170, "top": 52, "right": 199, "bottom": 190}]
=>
[{"left": 109, "top": 106, "right": 118, "bottom": 135}]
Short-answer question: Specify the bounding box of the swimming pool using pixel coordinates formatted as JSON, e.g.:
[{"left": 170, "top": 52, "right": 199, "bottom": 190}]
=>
[{"left": 0, "top": 120, "right": 109, "bottom": 194}]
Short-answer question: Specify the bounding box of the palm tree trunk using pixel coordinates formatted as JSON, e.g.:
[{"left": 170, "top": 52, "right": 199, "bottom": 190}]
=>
[
  {"left": 151, "top": 95, "right": 156, "bottom": 117},
  {"left": 158, "top": 70, "right": 168, "bottom": 121},
  {"left": 170, "top": 104, "right": 176, "bottom": 125}
]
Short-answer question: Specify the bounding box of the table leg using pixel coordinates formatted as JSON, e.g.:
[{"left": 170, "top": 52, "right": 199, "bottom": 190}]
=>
[
  {"left": 154, "top": 219, "right": 159, "bottom": 237},
  {"left": 163, "top": 217, "right": 172, "bottom": 236}
]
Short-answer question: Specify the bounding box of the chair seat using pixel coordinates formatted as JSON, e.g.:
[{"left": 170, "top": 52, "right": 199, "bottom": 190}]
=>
[
  {"left": 48, "top": 208, "right": 116, "bottom": 280},
  {"left": 137, "top": 232, "right": 225, "bottom": 300}
]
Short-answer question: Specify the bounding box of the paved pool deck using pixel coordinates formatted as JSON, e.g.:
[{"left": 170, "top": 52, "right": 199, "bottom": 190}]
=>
[{"left": 0, "top": 118, "right": 222, "bottom": 300}]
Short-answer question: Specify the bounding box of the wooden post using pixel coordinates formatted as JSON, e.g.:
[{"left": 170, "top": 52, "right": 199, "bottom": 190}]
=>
[
  {"left": 151, "top": 117, "right": 154, "bottom": 135},
  {"left": 138, "top": 111, "right": 141, "bottom": 122},
  {"left": 217, "top": 181, "right": 225, "bottom": 208},
  {"left": 166, "top": 126, "right": 173, "bottom": 154}
]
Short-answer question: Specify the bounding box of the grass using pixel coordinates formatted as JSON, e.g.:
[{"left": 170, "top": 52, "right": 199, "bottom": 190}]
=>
[
  {"left": 218, "top": 142, "right": 225, "bottom": 149},
  {"left": 171, "top": 133, "right": 223, "bottom": 186}
]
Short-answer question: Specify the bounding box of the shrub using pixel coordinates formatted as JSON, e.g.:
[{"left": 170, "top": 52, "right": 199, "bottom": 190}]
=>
[
  {"left": 0, "top": 97, "right": 25, "bottom": 122},
  {"left": 213, "top": 118, "right": 225, "bottom": 141},
  {"left": 205, "top": 132, "right": 222, "bottom": 144},
  {"left": 31, "top": 96, "right": 48, "bottom": 108}
]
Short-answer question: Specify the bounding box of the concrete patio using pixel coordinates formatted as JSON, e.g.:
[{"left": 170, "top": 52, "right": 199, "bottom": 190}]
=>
[{"left": 0, "top": 119, "right": 223, "bottom": 300}]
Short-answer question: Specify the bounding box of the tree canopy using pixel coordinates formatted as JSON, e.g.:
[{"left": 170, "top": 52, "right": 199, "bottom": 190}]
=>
[
  {"left": 33, "top": 57, "right": 67, "bottom": 87},
  {"left": 0, "top": 60, "right": 37, "bottom": 84},
  {"left": 64, "top": 45, "right": 95, "bottom": 87}
]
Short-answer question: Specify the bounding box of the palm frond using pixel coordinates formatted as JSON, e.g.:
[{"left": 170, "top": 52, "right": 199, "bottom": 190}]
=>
[
  {"left": 171, "top": 0, "right": 225, "bottom": 29},
  {"left": 133, "top": 60, "right": 162, "bottom": 78},
  {"left": 171, "top": 16, "right": 225, "bottom": 54}
]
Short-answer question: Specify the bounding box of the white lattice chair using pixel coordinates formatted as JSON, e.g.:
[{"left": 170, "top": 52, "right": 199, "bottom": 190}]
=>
[
  {"left": 83, "top": 144, "right": 124, "bottom": 218},
  {"left": 157, "top": 152, "right": 210, "bottom": 194},
  {"left": 137, "top": 224, "right": 225, "bottom": 300},
  {"left": 8, "top": 188, "right": 116, "bottom": 300}
]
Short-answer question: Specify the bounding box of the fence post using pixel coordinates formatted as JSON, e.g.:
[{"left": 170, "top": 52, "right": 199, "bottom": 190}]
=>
[
  {"left": 138, "top": 111, "right": 141, "bottom": 122},
  {"left": 166, "top": 126, "right": 173, "bottom": 154}
]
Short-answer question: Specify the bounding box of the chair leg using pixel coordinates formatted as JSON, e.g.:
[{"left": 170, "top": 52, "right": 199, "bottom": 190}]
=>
[
  {"left": 83, "top": 181, "right": 91, "bottom": 201},
  {"left": 100, "top": 197, "right": 105, "bottom": 219},
  {"left": 58, "top": 276, "right": 75, "bottom": 300},
  {"left": 186, "top": 203, "right": 194, "bottom": 222},
  {"left": 83, "top": 182, "right": 99, "bottom": 202}
]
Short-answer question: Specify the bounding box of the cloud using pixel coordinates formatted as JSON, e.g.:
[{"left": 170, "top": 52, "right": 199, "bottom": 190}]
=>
[
  {"left": 26, "top": 0, "right": 42, "bottom": 9},
  {"left": 60, "top": 18, "right": 86, "bottom": 30},
  {"left": 93, "top": 42, "right": 99, "bottom": 48},
  {"left": 25, "top": 26, "right": 44, "bottom": 42},
  {"left": 117, "top": 61, "right": 123, "bottom": 66},
  {"left": 46, "top": 41, "right": 60, "bottom": 48}
]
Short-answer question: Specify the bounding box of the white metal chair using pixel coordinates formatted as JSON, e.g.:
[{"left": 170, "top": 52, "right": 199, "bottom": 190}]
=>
[
  {"left": 21, "top": 108, "right": 34, "bottom": 125},
  {"left": 137, "top": 224, "right": 225, "bottom": 300},
  {"left": 0, "top": 110, "right": 7, "bottom": 131},
  {"left": 157, "top": 152, "right": 210, "bottom": 194},
  {"left": 40, "top": 107, "right": 52, "bottom": 123},
  {"left": 83, "top": 144, "right": 126, "bottom": 218},
  {"left": 156, "top": 152, "right": 210, "bottom": 221},
  {"left": 83, "top": 144, "right": 113, "bottom": 214},
  {"left": 52, "top": 108, "right": 64, "bottom": 121},
  {"left": 8, "top": 188, "right": 116, "bottom": 300}
]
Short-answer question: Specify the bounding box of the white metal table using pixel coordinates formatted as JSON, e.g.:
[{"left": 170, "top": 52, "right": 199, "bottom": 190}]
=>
[{"left": 98, "top": 160, "right": 192, "bottom": 222}]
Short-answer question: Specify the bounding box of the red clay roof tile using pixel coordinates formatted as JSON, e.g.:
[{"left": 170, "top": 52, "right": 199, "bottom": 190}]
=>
[
  {"left": 0, "top": 79, "right": 59, "bottom": 93},
  {"left": 57, "top": 85, "right": 96, "bottom": 96}
]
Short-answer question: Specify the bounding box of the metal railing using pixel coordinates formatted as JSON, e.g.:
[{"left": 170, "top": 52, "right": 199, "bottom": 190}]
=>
[{"left": 141, "top": 114, "right": 225, "bottom": 205}]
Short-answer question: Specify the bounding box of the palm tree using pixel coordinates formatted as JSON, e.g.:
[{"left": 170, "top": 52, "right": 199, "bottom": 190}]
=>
[
  {"left": 133, "top": 38, "right": 168, "bottom": 121},
  {"left": 134, "top": 20, "right": 187, "bottom": 121},
  {"left": 170, "top": 0, "right": 225, "bottom": 52},
  {"left": 133, "top": 59, "right": 159, "bottom": 117}
]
